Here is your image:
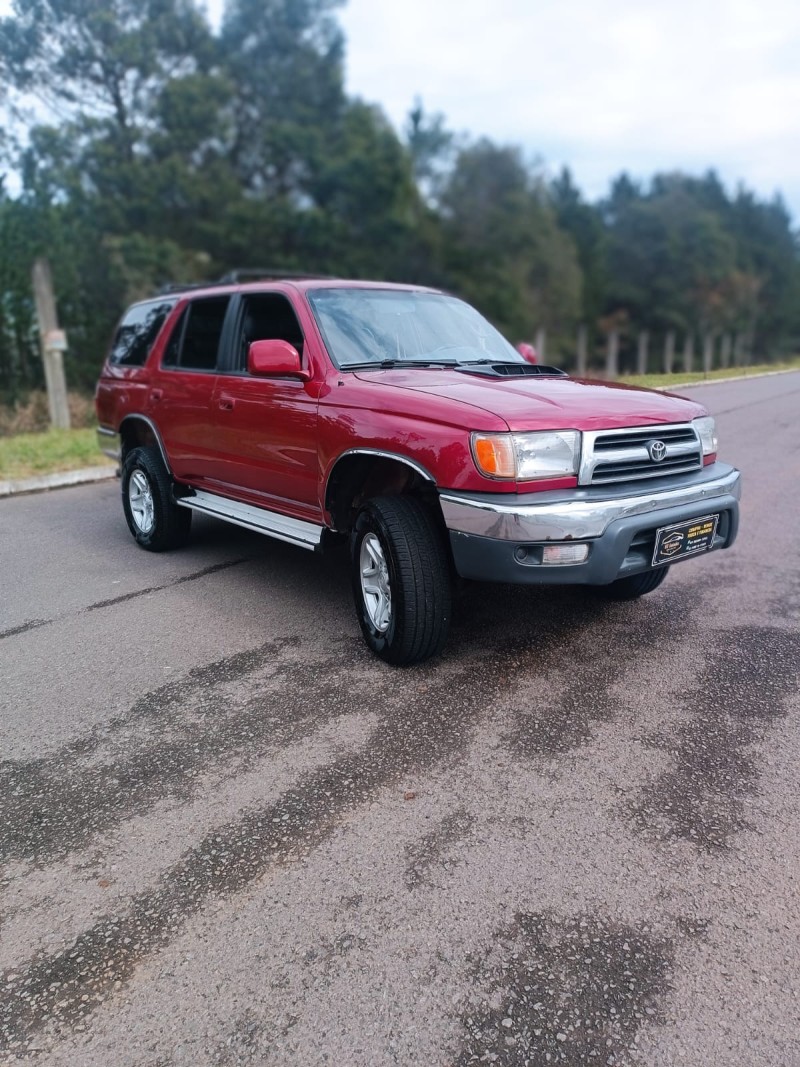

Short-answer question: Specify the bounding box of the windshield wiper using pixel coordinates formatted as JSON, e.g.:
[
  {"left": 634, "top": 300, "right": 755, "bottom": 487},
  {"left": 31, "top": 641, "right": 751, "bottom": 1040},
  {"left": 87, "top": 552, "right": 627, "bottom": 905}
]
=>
[{"left": 344, "top": 358, "right": 459, "bottom": 370}]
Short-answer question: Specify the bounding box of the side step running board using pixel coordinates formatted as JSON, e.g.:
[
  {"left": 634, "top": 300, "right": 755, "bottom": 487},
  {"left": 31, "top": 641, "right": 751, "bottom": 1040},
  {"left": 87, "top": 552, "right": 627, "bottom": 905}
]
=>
[{"left": 175, "top": 490, "right": 324, "bottom": 551}]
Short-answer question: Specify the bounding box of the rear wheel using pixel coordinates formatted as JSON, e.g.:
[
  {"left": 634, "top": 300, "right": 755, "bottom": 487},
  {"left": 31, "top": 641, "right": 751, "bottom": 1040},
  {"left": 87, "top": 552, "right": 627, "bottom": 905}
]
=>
[
  {"left": 596, "top": 565, "right": 670, "bottom": 600},
  {"left": 121, "top": 446, "right": 192, "bottom": 552},
  {"left": 351, "top": 495, "right": 451, "bottom": 665}
]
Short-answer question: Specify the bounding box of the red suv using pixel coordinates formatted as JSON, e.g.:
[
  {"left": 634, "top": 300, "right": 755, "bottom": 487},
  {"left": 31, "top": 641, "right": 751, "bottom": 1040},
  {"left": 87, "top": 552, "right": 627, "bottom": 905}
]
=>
[{"left": 96, "top": 278, "right": 741, "bottom": 664}]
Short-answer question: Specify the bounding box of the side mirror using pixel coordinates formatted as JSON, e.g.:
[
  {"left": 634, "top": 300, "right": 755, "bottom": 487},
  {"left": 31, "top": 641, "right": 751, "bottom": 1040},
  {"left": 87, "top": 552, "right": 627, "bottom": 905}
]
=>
[
  {"left": 516, "top": 342, "right": 538, "bottom": 365},
  {"left": 248, "top": 339, "right": 309, "bottom": 380}
]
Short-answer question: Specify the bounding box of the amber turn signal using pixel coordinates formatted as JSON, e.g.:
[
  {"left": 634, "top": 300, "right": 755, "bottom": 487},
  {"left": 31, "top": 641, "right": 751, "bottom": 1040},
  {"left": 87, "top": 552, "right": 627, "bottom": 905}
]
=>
[{"left": 472, "top": 434, "right": 516, "bottom": 479}]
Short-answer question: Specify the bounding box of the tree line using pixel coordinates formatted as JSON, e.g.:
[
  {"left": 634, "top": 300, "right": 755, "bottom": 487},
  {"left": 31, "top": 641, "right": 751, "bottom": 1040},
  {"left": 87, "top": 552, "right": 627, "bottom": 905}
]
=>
[{"left": 1, "top": 0, "right": 798, "bottom": 399}]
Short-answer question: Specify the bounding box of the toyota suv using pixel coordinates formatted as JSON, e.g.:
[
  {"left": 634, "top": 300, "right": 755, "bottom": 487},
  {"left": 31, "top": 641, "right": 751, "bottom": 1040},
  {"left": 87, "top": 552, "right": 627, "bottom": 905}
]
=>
[{"left": 96, "top": 278, "right": 741, "bottom": 664}]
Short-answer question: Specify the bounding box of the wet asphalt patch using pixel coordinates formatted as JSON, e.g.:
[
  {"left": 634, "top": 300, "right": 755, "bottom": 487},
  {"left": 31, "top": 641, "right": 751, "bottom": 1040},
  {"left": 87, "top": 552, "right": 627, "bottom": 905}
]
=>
[
  {"left": 628, "top": 625, "right": 800, "bottom": 850},
  {"left": 502, "top": 581, "right": 705, "bottom": 758},
  {"left": 1, "top": 639, "right": 328, "bottom": 867},
  {"left": 403, "top": 807, "right": 477, "bottom": 889},
  {"left": 454, "top": 912, "right": 673, "bottom": 1066}
]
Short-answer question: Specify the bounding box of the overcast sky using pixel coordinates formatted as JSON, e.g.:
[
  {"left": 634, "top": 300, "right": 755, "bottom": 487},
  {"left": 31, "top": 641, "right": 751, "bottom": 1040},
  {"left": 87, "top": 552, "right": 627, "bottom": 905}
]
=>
[
  {"left": 4, "top": 0, "right": 798, "bottom": 222},
  {"left": 330, "top": 0, "right": 800, "bottom": 221}
]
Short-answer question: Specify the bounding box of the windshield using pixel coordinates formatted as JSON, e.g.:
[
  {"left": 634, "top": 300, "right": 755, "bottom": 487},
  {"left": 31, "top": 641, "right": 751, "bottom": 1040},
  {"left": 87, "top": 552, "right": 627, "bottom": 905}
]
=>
[{"left": 307, "top": 288, "right": 525, "bottom": 369}]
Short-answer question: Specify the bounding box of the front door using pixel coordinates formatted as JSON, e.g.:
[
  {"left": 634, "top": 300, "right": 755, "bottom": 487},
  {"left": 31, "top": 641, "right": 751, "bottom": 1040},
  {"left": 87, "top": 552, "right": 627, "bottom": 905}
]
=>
[{"left": 206, "top": 291, "right": 321, "bottom": 522}]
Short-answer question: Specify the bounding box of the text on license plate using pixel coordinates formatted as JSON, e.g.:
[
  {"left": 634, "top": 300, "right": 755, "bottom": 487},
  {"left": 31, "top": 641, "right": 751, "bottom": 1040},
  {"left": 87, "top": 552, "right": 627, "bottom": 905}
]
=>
[{"left": 652, "top": 513, "right": 720, "bottom": 566}]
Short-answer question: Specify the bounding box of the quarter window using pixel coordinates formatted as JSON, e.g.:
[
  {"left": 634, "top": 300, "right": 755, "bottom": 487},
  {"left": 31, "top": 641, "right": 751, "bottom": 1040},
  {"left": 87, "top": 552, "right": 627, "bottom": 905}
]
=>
[{"left": 109, "top": 301, "right": 175, "bottom": 366}]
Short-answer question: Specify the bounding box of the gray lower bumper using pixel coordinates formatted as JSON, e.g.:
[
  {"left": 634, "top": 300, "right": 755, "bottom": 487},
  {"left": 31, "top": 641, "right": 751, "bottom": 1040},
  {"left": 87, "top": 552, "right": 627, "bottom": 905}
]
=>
[{"left": 441, "top": 463, "right": 741, "bottom": 585}]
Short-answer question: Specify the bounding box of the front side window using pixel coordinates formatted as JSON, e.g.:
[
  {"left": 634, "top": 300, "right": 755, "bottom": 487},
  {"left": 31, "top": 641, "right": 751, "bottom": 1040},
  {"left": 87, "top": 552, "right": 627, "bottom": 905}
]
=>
[
  {"left": 162, "top": 296, "right": 230, "bottom": 371},
  {"left": 236, "top": 293, "right": 305, "bottom": 372},
  {"left": 307, "top": 288, "right": 523, "bottom": 369},
  {"left": 109, "top": 300, "right": 175, "bottom": 366}
]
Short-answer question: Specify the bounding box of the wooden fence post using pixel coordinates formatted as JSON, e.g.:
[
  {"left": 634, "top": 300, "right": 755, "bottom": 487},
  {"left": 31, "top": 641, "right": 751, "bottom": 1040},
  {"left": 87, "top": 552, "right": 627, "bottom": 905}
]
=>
[
  {"left": 636, "top": 331, "right": 649, "bottom": 376},
  {"left": 738, "top": 332, "right": 750, "bottom": 367},
  {"left": 605, "top": 329, "right": 619, "bottom": 379},
  {"left": 576, "top": 325, "right": 588, "bottom": 377},
  {"left": 534, "top": 327, "right": 547, "bottom": 365},
  {"left": 32, "top": 258, "right": 71, "bottom": 430},
  {"left": 720, "top": 334, "right": 732, "bottom": 369},
  {"left": 702, "top": 334, "right": 714, "bottom": 375},
  {"left": 663, "top": 331, "right": 675, "bottom": 374},
  {"left": 683, "top": 334, "right": 694, "bottom": 375}
]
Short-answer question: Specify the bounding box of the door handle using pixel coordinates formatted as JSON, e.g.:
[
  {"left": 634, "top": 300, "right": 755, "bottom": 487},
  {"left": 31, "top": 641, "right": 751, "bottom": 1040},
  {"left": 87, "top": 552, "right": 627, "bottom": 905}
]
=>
[
  {"left": 218, "top": 397, "right": 235, "bottom": 411},
  {"left": 151, "top": 388, "right": 163, "bottom": 401}
]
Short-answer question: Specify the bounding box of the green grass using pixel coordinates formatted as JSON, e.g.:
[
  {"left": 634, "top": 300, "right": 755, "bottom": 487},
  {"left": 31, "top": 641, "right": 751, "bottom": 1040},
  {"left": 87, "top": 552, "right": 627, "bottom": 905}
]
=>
[
  {"left": 0, "top": 428, "right": 114, "bottom": 481},
  {"left": 619, "top": 357, "right": 800, "bottom": 390}
]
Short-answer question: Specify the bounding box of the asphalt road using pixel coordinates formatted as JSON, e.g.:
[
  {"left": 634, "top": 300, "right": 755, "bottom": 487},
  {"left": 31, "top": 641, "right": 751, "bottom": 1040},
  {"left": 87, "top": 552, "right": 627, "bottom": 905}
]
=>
[{"left": 1, "top": 373, "right": 799, "bottom": 1066}]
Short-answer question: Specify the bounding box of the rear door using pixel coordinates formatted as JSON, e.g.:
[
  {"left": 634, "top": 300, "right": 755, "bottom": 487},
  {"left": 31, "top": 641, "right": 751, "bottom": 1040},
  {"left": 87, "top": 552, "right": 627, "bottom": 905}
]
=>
[
  {"left": 152, "top": 295, "right": 233, "bottom": 483},
  {"left": 206, "top": 290, "right": 321, "bottom": 521}
]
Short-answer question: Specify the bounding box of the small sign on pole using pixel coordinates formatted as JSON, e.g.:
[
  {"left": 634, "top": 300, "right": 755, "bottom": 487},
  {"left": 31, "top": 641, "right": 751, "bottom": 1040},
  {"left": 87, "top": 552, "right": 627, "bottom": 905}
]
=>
[{"left": 44, "top": 329, "right": 68, "bottom": 352}]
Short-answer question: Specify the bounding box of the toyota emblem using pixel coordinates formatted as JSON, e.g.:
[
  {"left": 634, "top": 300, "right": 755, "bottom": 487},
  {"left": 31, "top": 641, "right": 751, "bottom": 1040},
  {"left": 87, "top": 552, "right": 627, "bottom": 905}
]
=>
[{"left": 648, "top": 440, "right": 667, "bottom": 463}]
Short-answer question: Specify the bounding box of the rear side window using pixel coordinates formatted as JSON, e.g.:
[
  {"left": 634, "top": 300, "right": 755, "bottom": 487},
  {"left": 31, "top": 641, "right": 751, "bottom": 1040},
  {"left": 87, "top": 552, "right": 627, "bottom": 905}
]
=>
[
  {"left": 109, "top": 301, "right": 175, "bottom": 366},
  {"left": 162, "top": 296, "right": 230, "bottom": 371}
]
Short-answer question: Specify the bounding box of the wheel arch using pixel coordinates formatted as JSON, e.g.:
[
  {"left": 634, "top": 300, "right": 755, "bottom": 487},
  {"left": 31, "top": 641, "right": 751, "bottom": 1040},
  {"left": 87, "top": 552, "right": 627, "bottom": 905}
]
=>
[{"left": 324, "top": 449, "right": 442, "bottom": 534}]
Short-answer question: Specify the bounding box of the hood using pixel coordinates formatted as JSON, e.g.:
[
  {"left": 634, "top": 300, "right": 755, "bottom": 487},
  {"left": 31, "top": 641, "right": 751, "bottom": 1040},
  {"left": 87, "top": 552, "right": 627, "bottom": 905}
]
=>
[{"left": 352, "top": 369, "right": 706, "bottom": 432}]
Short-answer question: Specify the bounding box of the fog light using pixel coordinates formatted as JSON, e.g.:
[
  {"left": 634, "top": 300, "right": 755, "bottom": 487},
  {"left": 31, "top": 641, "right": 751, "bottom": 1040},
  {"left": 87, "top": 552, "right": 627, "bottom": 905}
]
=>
[{"left": 541, "top": 543, "right": 589, "bottom": 566}]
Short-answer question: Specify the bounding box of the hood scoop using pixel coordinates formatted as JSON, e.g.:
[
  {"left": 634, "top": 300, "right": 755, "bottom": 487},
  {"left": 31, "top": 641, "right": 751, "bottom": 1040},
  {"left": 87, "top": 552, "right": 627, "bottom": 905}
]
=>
[{"left": 455, "top": 362, "right": 568, "bottom": 379}]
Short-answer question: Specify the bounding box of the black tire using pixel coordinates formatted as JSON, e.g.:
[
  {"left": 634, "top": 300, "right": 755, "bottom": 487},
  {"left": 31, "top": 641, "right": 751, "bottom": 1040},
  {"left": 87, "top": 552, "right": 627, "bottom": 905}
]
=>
[
  {"left": 121, "top": 446, "right": 192, "bottom": 552},
  {"left": 596, "top": 565, "right": 670, "bottom": 601},
  {"left": 351, "top": 495, "right": 452, "bottom": 665}
]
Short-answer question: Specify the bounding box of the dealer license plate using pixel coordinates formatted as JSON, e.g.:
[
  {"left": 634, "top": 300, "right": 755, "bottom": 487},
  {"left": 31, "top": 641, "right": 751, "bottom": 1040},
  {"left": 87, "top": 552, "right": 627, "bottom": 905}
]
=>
[{"left": 652, "top": 514, "right": 720, "bottom": 566}]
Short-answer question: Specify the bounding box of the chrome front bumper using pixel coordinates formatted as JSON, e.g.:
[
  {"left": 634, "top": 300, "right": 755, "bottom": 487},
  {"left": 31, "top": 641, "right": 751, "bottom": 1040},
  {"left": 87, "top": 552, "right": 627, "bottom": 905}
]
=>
[{"left": 440, "top": 463, "right": 741, "bottom": 542}]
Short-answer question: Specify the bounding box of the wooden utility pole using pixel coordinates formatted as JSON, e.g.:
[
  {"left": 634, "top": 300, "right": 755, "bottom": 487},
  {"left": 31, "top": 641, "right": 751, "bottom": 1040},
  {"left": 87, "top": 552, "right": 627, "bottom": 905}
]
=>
[{"left": 32, "top": 258, "right": 71, "bottom": 430}]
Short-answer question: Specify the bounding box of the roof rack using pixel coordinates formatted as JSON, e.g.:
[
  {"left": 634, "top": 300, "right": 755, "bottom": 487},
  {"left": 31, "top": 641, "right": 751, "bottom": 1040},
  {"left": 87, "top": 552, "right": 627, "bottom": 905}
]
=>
[
  {"left": 155, "top": 281, "right": 214, "bottom": 294},
  {"left": 217, "top": 268, "right": 335, "bottom": 283},
  {"left": 154, "top": 267, "right": 334, "bottom": 296}
]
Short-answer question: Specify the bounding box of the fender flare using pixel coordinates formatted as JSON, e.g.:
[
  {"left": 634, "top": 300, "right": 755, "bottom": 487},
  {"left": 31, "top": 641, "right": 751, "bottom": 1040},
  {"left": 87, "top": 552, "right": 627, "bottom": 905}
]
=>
[{"left": 119, "top": 414, "right": 173, "bottom": 476}]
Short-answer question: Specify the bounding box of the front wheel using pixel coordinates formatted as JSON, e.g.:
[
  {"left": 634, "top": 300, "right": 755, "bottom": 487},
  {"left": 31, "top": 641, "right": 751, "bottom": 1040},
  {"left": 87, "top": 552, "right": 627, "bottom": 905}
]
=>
[
  {"left": 351, "top": 496, "right": 452, "bottom": 665},
  {"left": 121, "top": 446, "right": 192, "bottom": 552},
  {"left": 595, "top": 565, "right": 670, "bottom": 601}
]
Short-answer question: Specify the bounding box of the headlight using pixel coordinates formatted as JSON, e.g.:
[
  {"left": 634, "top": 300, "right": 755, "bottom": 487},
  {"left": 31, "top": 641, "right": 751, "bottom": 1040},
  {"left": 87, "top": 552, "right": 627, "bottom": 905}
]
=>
[
  {"left": 472, "top": 430, "right": 581, "bottom": 480},
  {"left": 693, "top": 416, "right": 717, "bottom": 456}
]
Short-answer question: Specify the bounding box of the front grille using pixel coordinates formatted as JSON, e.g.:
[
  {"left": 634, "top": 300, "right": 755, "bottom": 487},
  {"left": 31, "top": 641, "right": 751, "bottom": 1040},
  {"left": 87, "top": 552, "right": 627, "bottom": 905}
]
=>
[{"left": 581, "top": 423, "right": 703, "bottom": 486}]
